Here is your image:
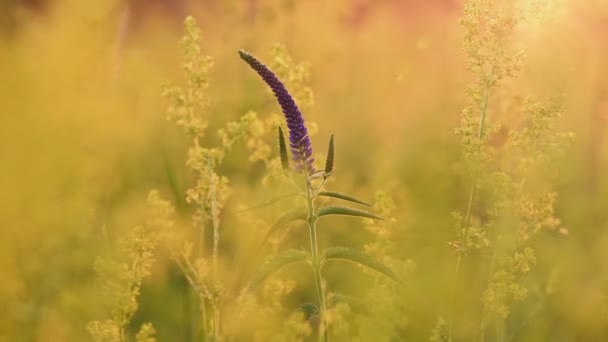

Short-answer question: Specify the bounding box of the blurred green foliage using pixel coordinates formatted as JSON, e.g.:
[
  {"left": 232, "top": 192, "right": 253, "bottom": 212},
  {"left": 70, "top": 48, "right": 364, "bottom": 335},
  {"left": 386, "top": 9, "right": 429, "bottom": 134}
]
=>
[{"left": 1, "top": 0, "right": 608, "bottom": 341}]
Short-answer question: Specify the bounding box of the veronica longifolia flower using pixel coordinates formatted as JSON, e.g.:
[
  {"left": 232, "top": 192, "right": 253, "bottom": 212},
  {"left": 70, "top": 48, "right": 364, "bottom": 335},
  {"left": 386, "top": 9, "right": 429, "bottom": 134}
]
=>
[{"left": 239, "top": 50, "right": 315, "bottom": 175}]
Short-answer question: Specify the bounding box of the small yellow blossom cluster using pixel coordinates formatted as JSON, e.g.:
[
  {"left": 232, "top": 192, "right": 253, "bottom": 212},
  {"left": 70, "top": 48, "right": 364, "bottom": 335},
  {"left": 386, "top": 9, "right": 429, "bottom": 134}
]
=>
[
  {"left": 326, "top": 303, "right": 352, "bottom": 339},
  {"left": 270, "top": 43, "right": 315, "bottom": 111},
  {"left": 224, "top": 290, "right": 311, "bottom": 341},
  {"left": 134, "top": 324, "right": 157, "bottom": 342},
  {"left": 507, "top": 98, "right": 575, "bottom": 171},
  {"left": 346, "top": 191, "right": 414, "bottom": 340},
  {"left": 162, "top": 17, "right": 213, "bottom": 138},
  {"left": 481, "top": 248, "right": 536, "bottom": 320},
  {"left": 517, "top": 192, "right": 560, "bottom": 239},
  {"left": 456, "top": 0, "right": 526, "bottom": 164},
  {"left": 483, "top": 98, "right": 571, "bottom": 243},
  {"left": 430, "top": 317, "right": 451, "bottom": 342},
  {"left": 263, "top": 278, "right": 297, "bottom": 309},
  {"left": 364, "top": 191, "right": 415, "bottom": 277},
  {"left": 146, "top": 190, "right": 216, "bottom": 305},
  {"left": 87, "top": 226, "right": 158, "bottom": 342},
  {"left": 363, "top": 191, "right": 397, "bottom": 257}
]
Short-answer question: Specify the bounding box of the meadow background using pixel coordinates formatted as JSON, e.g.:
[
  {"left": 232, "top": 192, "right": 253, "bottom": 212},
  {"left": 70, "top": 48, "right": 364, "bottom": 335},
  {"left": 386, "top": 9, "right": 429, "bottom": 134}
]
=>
[{"left": 1, "top": 0, "right": 608, "bottom": 341}]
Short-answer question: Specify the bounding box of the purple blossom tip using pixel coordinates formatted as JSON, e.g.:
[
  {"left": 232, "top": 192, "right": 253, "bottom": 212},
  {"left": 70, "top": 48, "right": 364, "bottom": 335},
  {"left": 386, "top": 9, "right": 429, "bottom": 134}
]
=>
[{"left": 239, "top": 49, "right": 315, "bottom": 175}]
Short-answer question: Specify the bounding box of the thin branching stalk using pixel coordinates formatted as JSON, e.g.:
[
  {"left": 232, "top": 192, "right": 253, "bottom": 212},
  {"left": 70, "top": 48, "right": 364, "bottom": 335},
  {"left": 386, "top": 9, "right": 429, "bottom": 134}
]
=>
[
  {"left": 173, "top": 244, "right": 211, "bottom": 340},
  {"left": 198, "top": 206, "right": 210, "bottom": 340},
  {"left": 461, "top": 43, "right": 499, "bottom": 244},
  {"left": 449, "top": 41, "right": 499, "bottom": 340},
  {"left": 196, "top": 154, "right": 210, "bottom": 341},
  {"left": 196, "top": 209, "right": 209, "bottom": 341}
]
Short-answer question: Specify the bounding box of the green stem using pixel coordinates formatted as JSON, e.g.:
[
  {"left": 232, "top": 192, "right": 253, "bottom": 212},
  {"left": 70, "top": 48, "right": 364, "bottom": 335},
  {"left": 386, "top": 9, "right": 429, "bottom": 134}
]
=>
[
  {"left": 449, "top": 47, "right": 498, "bottom": 341},
  {"left": 200, "top": 295, "right": 208, "bottom": 342},
  {"left": 207, "top": 158, "right": 221, "bottom": 341},
  {"left": 306, "top": 181, "right": 329, "bottom": 342},
  {"left": 208, "top": 158, "right": 219, "bottom": 282},
  {"left": 460, "top": 65, "right": 494, "bottom": 261},
  {"left": 213, "top": 300, "right": 220, "bottom": 342}
]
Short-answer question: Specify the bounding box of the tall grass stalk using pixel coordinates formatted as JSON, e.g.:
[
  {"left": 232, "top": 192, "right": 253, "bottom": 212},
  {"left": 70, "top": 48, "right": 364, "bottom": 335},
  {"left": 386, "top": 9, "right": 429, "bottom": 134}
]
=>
[
  {"left": 449, "top": 2, "right": 573, "bottom": 341},
  {"left": 450, "top": 44, "right": 498, "bottom": 339},
  {"left": 449, "top": 0, "right": 521, "bottom": 339}
]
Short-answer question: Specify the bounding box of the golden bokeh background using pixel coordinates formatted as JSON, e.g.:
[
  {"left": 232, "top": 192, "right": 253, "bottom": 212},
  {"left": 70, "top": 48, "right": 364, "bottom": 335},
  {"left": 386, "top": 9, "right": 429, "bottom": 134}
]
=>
[{"left": 1, "top": 0, "right": 608, "bottom": 341}]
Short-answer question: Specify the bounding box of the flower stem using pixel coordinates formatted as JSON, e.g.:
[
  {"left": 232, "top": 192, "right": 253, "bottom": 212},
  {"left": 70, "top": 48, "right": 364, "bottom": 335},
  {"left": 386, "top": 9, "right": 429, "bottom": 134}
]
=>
[{"left": 306, "top": 180, "right": 329, "bottom": 342}]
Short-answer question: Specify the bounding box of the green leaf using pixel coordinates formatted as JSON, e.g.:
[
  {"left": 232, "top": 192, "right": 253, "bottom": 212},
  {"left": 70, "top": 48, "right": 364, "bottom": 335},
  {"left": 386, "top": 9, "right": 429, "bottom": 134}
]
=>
[
  {"left": 320, "top": 246, "right": 400, "bottom": 283},
  {"left": 248, "top": 249, "right": 312, "bottom": 290},
  {"left": 316, "top": 205, "right": 383, "bottom": 221},
  {"left": 329, "top": 293, "right": 367, "bottom": 312},
  {"left": 278, "top": 126, "right": 290, "bottom": 175},
  {"left": 316, "top": 191, "right": 372, "bottom": 206},
  {"left": 324, "top": 134, "right": 335, "bottom": 176},
  {"left": 163, "top": 153, "right": 186, "bottom": 209},
  {"left": 235, "top": 193, "right": 298, "bottom": 213},
  {"left": 260, "top": 209, "right": 308, "bottom": 246}
]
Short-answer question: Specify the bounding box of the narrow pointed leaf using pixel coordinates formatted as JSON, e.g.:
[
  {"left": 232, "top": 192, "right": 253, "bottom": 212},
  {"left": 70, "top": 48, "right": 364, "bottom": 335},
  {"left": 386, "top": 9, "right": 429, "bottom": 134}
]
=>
[
  {"left": 235, "top": 192, "right": 299, "bottom": 213},
  {"left": 324, "top": 134, "right": 335, "bottom": 176},
  {"left": 260, "top": 209, "right": 307, "bottom": 246},
  {"left": 320, "top": 246, "right": 400, "bottom": 283},
  {"left": 248, "top": 249, "right": 311, "bottom": 290},
  {"left": 163, "top": 153, "right": 186, "bottom": 209},
  {"left": 316, "top": 205, "right": 383, "bottom": 221},
  {"left": 329, "top": 293, "right": 367, "bottom": 312},
  {"left": 316, "top": 191, "right": 372, "bottom": 206},
  {"left": 278, "top": 126, "right": 290, "bottom": 174}
]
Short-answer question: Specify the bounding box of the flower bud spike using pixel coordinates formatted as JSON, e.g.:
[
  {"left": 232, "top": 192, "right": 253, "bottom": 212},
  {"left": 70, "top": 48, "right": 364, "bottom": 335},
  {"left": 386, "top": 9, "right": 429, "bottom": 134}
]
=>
[
  {"left": 239, "top": 49, "right": 315, "bottom": 175},
  {"left": 324, "top": 134, "right": 335, "bottom": 178},
  {"left": 278, "top": 126, "right": 290, "bottom": 175}
]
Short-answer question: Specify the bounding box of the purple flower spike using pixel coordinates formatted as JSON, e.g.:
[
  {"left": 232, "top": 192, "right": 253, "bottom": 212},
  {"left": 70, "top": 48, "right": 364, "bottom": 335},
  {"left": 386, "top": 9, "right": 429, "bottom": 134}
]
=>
[{"left": 239, "top": 50, "right": 315, "bottom": 175}]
